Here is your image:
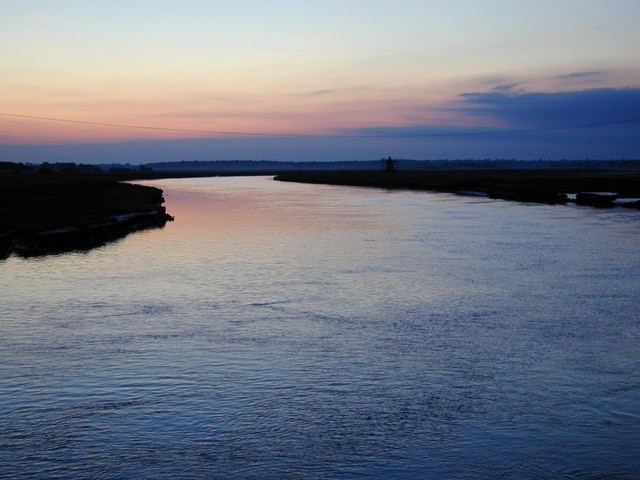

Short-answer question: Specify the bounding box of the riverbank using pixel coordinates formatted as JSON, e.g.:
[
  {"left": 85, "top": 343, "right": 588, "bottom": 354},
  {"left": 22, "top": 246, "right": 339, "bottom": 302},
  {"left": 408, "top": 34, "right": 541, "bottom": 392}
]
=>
[
  {"left": 0, "top": 170, "right": 173, "bottom": 258},
  {"left": 4, "top": 163, "right": 640, "bottom": 257},
  {"left": 274, "top": 169, "right": 640, "bottom": 208}
]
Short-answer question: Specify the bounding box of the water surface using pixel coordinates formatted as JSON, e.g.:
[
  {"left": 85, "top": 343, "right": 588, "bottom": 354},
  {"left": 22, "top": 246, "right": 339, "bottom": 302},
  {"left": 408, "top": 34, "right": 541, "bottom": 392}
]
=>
[{"left": 2, "top": 176, "right": 639, "bottom": 479}]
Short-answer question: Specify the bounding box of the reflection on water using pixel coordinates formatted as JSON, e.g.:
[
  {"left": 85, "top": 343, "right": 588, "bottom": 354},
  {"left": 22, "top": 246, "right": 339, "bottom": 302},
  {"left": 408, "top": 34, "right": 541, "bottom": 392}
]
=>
[{"left": 1, "top": 176, "right": 639, "bottom": 479}]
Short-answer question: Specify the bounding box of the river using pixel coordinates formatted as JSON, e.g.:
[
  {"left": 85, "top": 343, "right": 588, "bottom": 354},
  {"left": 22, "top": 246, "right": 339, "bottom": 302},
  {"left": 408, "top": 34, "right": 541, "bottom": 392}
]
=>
[{"left": 1, "top": 176, "right": 639, "bottom": 479}]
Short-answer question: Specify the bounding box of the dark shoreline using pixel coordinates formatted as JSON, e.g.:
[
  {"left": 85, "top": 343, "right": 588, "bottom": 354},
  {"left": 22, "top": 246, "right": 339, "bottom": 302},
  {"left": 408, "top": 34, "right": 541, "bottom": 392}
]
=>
[
  {"left": 274, "top": 169, "right": 640, "bottom": 208},
  {"left": 3, "top": 163, "right": 640, "bottom": 258},
  {"left": 0, "top": 172, "right": 173, "bottom": 259}
]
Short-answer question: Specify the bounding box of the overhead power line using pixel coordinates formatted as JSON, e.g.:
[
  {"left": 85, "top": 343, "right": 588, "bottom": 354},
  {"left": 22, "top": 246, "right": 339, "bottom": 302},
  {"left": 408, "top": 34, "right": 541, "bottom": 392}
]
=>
[
  {"left": 0, "top": 111, "right": 307, "bottom": 137},
  {"left": 1, "top": 111, "right": 638, "bottom": 138}
]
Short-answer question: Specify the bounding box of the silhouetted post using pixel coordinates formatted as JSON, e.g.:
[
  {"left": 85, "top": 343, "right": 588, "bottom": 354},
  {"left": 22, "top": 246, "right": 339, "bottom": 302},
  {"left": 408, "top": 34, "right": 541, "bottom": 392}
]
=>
[{"left": 385, "top": 156, "right": 395, "bottom": 173}]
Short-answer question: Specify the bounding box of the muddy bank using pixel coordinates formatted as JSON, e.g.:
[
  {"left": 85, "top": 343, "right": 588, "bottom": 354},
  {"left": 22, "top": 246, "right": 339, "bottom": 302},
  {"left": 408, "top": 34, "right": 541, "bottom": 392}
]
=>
[
  {"left": 1, "top": 172, "right": 173, "bottom": 258},
  {"left": 274, "top": 169, "right": 640, "bottom": 208}
]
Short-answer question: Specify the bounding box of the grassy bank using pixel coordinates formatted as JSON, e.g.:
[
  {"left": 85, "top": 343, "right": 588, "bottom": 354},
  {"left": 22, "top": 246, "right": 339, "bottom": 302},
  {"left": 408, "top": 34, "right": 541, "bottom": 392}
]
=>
[
  {"left": 0, "top": 168, "right": 173, "bottom": 258},
  {"left": 274, "top": 169, "right": 640, "bottom": 206}
]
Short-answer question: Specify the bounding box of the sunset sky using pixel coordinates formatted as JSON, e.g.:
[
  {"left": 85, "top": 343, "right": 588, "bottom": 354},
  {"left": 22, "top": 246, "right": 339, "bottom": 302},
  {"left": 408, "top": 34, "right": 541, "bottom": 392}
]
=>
[{"left": 1, "top": 1, "right": 639, "bottom": 163}]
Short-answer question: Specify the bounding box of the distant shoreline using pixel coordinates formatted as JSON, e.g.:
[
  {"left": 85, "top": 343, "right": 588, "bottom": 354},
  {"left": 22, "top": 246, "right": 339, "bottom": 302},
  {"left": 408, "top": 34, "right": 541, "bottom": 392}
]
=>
[
  {"left": 3, "top": 161, "right": 640, "bottom": 258},
  {"left": 274, "top": 169, "right": 640, "bottom": 208}
]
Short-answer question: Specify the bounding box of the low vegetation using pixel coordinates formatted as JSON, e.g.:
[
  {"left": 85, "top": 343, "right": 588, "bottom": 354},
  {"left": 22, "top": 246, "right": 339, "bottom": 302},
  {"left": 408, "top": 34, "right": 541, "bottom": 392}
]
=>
[
  {"left": 0, "top": 162, "right": 172, "bottom": 258},
  {"left": 3, "top": 159, "right": 639, "bottom": 258},
  {"left": 275, "top": 169, "right": 640, "bottom": 207}
]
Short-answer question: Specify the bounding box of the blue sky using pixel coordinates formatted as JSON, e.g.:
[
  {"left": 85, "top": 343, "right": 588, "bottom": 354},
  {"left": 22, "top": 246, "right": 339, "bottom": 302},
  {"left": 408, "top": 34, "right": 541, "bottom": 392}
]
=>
[{"left": 1, "top": 1, "right": 639, "bottom": 163}]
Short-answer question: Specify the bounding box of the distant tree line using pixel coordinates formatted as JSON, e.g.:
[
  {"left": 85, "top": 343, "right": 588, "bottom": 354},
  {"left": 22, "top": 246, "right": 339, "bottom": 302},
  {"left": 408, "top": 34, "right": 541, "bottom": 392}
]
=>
[{"left": 2, "top": 158, "right": 639, "bottom": 176}]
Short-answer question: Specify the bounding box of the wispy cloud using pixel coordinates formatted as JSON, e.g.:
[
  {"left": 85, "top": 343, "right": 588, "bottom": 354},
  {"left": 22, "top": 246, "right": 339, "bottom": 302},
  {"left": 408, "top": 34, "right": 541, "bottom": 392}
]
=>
[
  {"left": 340, "top": 125, "right": 506, "bottom": 138},
  {"left": 310, "top": 89, "right": 333, "bottom": 96},
  {"left": 458, "top": 87, "right": 640, "bottom": 128},
  {"left": 491, "top": 83, "right": 522, "bottom": 93},
  {"left": 555, "top": 71, "right": 605, "bottom": 82},
  {"left": 339, "top": 86, "right": 640, "bottom": 155}
]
